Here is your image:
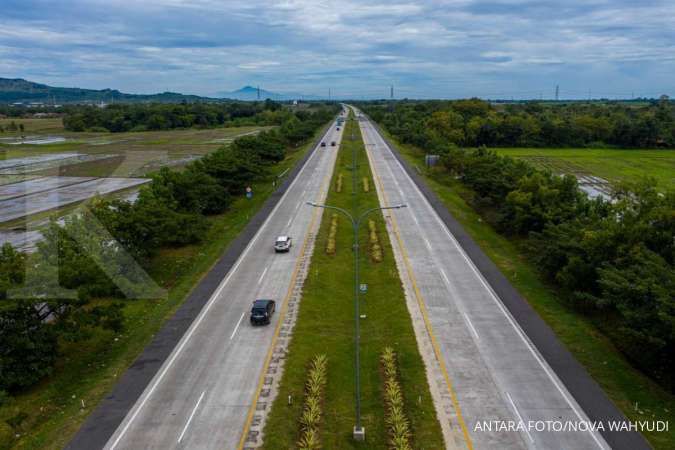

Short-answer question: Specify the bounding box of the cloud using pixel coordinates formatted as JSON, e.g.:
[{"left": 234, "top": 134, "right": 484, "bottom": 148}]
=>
[{"left": 0, "top": 0, "right": 673, "bottom": 98}]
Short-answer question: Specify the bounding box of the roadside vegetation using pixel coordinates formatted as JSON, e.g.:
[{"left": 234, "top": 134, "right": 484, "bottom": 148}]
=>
[
  {"left": 60, "top": 100, "right": 336, "bottom": 133},
  {"left": 0, "top": 104, "right": 338, "bottom": 449},
  {"left": 495, "top": 147, "right": 675, "bottom": 189},
  {"left": 262, "top": 114, "right": 443, "bottom": 449},
  {"left": 366, "top": 119, "right": 675, "bottom": 449},
  {"left": 297, "top": 354, "right": 328, "bottom": 449},
  {"left": 363, "top": 97, "right": 675, "bottom": 148}
]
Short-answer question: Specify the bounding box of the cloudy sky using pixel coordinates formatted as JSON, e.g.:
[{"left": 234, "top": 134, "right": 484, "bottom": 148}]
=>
[{"left": 1, "top": 0, "right": 673, "bottom": 99}]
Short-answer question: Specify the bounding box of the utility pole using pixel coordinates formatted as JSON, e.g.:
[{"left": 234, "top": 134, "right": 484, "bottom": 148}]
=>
[
  {"left": 306, "top": 202, "right": 407, "bottom": 443},
  {"left": 390, "top": 85, "right": 394, "bottom": 99},
  {"left": 555, "top": 85, "right": 559, "bottom": 101}
]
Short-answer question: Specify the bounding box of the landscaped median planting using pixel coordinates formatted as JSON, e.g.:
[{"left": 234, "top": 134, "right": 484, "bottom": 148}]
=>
[
  {"left": 368, "top": 219, "right": 383, "bottom": 263},
  {"left": 336, "top": 173, "right": 344, "bottom": 193},
  {"left": 325, "top": 213, "right": 338, "bottom": 255},
  {"left": 363, "top": 177, "right": 370, "bottom": 192},
  {"left": 297, "top": 354, "right": 328, "bottom": 450},
  {"left": 381, "top": 347, "right": 412, "bottom": 450}
]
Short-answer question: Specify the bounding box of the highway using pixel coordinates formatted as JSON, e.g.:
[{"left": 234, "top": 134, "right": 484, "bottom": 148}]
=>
[
  {"left": 358, "top": 110, "right": 611, "bottom": 450},
  {"left": 100, "top": 116, "right": 344, "bottom": 450}
]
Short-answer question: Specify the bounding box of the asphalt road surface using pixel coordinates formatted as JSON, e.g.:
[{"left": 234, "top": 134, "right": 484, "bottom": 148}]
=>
[
  {"left": 96, "top": 121, "right": 343, "bottom": 449},
  {"left": 358, "top": 111, "right": 615, "bottom": 450}
]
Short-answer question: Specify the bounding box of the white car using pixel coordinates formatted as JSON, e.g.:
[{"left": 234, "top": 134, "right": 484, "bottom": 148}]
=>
[{"left": 274, "top": 236, "right": 292, "bottom": 252}]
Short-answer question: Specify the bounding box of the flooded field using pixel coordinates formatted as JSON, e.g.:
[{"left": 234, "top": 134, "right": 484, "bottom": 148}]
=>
[{"left": 0, "top": 176, "right": 150, "bottom": 223}]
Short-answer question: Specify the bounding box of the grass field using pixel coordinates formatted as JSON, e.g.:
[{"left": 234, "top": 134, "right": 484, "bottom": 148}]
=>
[
  {"left": 384, "top": 133, "right": 675, "bottom": 450},
  {"left": 0, "top": 123, "right": 270, "bottom": 174},
  {"left": 262, "top": 116, "right": 443, "bottom": 448},
  {"left": 495, "top": 147, "right": 675, "bottom": 189},
  {"left": 0, "top": 123, "right": 329, "bottom": 450}
]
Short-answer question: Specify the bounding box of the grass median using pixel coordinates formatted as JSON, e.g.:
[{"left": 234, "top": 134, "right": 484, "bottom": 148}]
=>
[
  {"left": 262, "top": 115, "right": 443, "bottom": 448},
  {"left": 0, "top": 123, "right": 329, "bottom": 450},
  {"left": 378, "top": 129, "right": 675, "bottom": 450}
]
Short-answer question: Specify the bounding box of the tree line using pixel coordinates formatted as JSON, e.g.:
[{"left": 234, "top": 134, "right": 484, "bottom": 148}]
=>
[
  {"left": 363, "top": 98, "right": 675, "bottom": 148},
  {"left": 61, "top": 100, "right": 334, "bottom": 132},
  {"left": 0, "top": 104, "right": 338, "bottom": 399},
  {"left": 360, "top": 102, "right": 675, "bottom": 391}
]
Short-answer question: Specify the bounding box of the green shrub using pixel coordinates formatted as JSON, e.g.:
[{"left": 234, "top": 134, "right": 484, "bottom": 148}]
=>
[
  {"left": 326, "top": 214, "right": 338, "bottom": 255},
  {"left": 336, "top": 173, "right": 344, "bottom": 193},
  {"left": 368, "top": 220, "right": 383, "bottom": 263},
  {"left": 297, "top": 354, "right": 328, "bottom": 449},
  {"left": 381, "top": 347, "right": 412, "bottom": 450}
]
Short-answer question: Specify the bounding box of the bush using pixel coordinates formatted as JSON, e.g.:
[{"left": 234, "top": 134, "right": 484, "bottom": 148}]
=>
[
  {"left": 381, "top": 347, "right": 412, "bottom": 450},
  {"left": 336, "top": 173, "right": 344, "bottom": 193},
  {"left": 325, "top": 214, "right": 338, "bottom": 255},
  {"left": 0, "top": 304, "right": 58, "bottom": 392},
  {"left": 368, "top": 220, "right": 383, "bottom": 263},
  {"left": 297, "top": 354, "right": 328, "bottom": 450}
]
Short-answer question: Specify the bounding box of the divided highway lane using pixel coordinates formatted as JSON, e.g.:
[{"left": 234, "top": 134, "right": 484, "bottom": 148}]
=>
[
  {"left": 103, "top": 121, "right": 344, "bottom": 450},
  {"left": 358, "top": 112, "right": 610, "bottom": 450}
]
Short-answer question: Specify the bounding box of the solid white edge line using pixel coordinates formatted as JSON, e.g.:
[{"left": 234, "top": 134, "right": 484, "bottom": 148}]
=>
[
  {"left": 177, "top": 391, "right": 206, "bottom": 444},
  {"left": 360, "top": 110, "right": 608, "bottom": 450},
  {"left": 106, "top": 121, "right": 335, "bottom": 450},
  {"left": 230, "top": 312, "right": 246, "bottom": 340},
  {"left": 506, "top": 391, "right": 535, "bottom": 444},
  {"left": 463, "top": 313, "right": 480, "bottom": 341},
  {"left": 258, "top": 266, "right": 268, "bottom": 285}
]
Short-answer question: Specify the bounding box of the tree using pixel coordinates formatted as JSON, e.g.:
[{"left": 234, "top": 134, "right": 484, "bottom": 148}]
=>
[{"left": 0, "top": 303, "right": 58, "bottom": 392}]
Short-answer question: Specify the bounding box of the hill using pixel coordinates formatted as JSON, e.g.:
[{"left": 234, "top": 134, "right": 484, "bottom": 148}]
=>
[{"left": 0, "top": 77, "right": 218, "bottom": 104}]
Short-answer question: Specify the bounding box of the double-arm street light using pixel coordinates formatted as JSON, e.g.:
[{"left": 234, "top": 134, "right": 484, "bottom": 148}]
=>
[{"left": 306, "top": 201, "right": 407, "bottom": 441}]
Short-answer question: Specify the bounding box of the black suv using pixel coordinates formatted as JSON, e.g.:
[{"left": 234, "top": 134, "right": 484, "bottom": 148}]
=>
[{"left": 250, "top": 299, "right": 276, "bottom": 325}]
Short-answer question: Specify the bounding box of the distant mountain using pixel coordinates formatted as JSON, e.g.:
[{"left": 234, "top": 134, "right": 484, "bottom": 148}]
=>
[
  {"left": 217, "top": 85, "right": 322, "bottom": 101},
  {"left": 0, "top": 77, "right": 218, "bottom": 104}
]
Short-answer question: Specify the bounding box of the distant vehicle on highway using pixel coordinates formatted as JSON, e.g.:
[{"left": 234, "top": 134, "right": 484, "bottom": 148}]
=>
[
  {"left": 320, "top": 142, "right": 326, "bottom": 147},
  {"left": 336, "top": 127, "right": 340, "bottom": 131},
  {"left": 274, "top": 235, "right": 292, "bottom": 252},
  {"left": 331, "top": 141, "right": 336, "bottom": 146},
  {"left": 250, "top": 299, "right": 275, "bottom": 325}
]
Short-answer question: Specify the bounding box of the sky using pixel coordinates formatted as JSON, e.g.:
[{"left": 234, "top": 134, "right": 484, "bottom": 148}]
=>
[{"left": 1, "top": 0, "right": 674, "bottom": 99}]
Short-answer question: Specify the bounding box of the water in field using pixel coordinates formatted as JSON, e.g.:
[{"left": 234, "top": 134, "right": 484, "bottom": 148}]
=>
[{"left": 1, "top": 135, "right": 67, "bottom": 145}]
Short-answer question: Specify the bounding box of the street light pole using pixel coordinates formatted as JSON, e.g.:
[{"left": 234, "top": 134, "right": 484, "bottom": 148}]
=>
[{"left": 306, "top": 201, "right": 407, "bottom": 441}]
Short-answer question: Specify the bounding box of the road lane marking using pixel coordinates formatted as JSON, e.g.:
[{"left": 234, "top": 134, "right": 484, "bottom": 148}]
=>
[
  {"left": 230, "top": 312, "right": 246, "bottom": 340},
  {"left": 236, "top": 125, "right": 339, "bottom": 450},
  {"left": 360, "top": 111, "right": 474, "bottom": 450},
  {"left": 506, "top": 392, "right": 534, "bottom": 443},
  {"left": 363, "top": 111, "right": 607, "bottom": 450},
  {"left": 106, "top": 120, "right": 335, "bottom": 450},
  {"left": 286, "top": 215, "right": 294, "bottom": 228},
  {"left": 423, "top": 237, "right": 432, "bottom": 250},
  {"left": 463, "top": 313, "right": 480, "bottom": 341},
  {"left": 258, "top": 266, "right": 268, "bottom": 285},
  {"left": 440, "top": 269, "right": 450, "bottom": 286},
  {"left": 177, "top": 391, "right": 206, "bottom": 444}
]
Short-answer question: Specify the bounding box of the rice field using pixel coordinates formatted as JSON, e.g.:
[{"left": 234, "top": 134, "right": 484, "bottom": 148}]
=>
[{"left": 494, "top": 148, "right": 675, "bottom": 190}]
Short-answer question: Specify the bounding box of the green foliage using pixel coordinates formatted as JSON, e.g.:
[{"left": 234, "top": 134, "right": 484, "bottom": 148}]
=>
[
  {"left": 0, "top": 244, "right": 24, "bottom": 300},
  {"left": 297, "top": 354, "right": 328, "bottom": 450},
  {"left": 369, "top": 220, "right": 383, "bottom": 263},
  {"left": 325, "top": 214, "right": 338, "bottom": 255},
  {"left": 335, "top": 173, "right": 343, "bottom": 193},
  {"left": 361, "top": 99, "right": 675, "bottom": 149},
  {"left": 0, "top": 303, "right": 58, "bottom": 392},
  {"left": 380, "top": 348, "right": 412, "bottom": 450}
]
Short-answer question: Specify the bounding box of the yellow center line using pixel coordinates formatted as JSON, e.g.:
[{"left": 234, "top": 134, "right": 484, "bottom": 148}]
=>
[
  {"left": 236, "top": 143, "right": 337, "bottom": 450},
  {"left": 362, "top": 122, "right": 474, "bottom": 450}
]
